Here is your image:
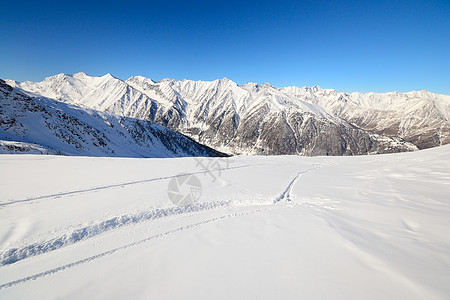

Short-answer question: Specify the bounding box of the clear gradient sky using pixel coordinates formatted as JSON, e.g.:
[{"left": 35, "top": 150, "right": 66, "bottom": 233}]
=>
[{"left": 1, "top": 0, "right": 449, "bottom": 94}]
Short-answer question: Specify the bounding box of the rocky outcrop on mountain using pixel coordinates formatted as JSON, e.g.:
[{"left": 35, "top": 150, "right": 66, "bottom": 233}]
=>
[
  {"left": 0, "top": 79, "right": 226, "bottom": 158},
  {"left": 8, "top": 73, "right": 449, "bottom": 155}
]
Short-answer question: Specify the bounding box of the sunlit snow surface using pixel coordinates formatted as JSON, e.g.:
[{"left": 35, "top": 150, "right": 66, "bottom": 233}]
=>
[{"left": 0, "top": 146, "right": 449, "bottom": 299}]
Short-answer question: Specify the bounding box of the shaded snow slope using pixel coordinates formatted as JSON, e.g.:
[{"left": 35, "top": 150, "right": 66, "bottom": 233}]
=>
[
  {"left": 0, "top": 145, "right": 449, "bottom": 299},
  {"left": 0, "top": 80, "right": 224, "bottom": 158}
]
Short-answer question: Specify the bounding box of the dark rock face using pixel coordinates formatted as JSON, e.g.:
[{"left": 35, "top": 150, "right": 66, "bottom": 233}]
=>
[
  {"left": 225, "top": 111, "right": 380, "bottom": 156},
  {"left": 174, "top": 104, "right": 413, "bottom": 156}
]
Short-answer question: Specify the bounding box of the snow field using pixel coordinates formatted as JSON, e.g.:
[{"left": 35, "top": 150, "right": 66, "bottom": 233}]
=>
[{"left": 0, "top": 146, "right": 449, "bottom": 299}]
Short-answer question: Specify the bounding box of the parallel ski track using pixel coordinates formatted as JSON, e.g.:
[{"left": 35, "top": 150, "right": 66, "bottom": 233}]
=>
[
  {"left": 0, "top": 201, "right": 230, "bottom": 266},
  {"left": 0, "top": 209, "right": 262, "bottom": 290}
]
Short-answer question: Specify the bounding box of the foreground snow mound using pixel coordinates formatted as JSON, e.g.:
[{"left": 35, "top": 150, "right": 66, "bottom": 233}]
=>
[
  {"left": 0, "top": 80, "right": 224, "bottom": 158},
  {"left": 0, "top": 146, "right": 449, "bottom": 299}
]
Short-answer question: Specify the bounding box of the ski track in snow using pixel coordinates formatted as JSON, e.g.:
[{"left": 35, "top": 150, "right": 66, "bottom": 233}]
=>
[
  {"left": 0, "top": 164, "right": 320, "bottom": 290},
  {"left": 0, "top": 209, "right": 262, "bottom": 290},
  {"left": 274, "top": 165, "right": 321, "bottom": 202},
  {"left": 0, "top": 201, "right": 230, "bottom": 266},
  {"left": 1, "top": 164, "right": 320, "bottom": 267},
  {"left": 0, "top": 164, "right": 255, "bottom": 207},
  {"left": 1, "top": 147, "right": 449, "bottom": 298}
]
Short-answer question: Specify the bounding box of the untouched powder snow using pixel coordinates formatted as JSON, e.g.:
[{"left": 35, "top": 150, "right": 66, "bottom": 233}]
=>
[{"left": 0, "top": 146, "right": 449, "bottom": 299}]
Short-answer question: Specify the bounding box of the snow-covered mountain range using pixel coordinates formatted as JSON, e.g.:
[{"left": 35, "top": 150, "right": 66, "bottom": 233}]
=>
[
  {"left": 6, "top": 72, "right": 450, "bottom": 155},
  {"left": 0, "top": 79, "right": 224, "bottom": 157}
]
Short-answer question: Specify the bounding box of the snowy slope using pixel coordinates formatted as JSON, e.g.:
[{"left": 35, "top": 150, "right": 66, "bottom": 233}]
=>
[
  {"left": 0, "top": 80, "right": 224, "bottom": 158},
  {"left": 9, "top": 73, "right": 442, "bottom": 155},
  {"left": 0, "top": 145, "right": 449, "bottom": 299}
]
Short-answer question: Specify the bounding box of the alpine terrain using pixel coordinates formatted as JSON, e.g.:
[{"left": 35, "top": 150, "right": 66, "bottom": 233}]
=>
[
  {"left": 6, "top": 72, "right": 450, "bottom": 156},
  {"left": 0, "top": 79, "right": 224, "bottom": 158}
]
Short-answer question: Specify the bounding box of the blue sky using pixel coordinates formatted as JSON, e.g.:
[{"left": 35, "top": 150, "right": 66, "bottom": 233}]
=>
[{"left": 1, "top": 0, "right": 449, "bottom": 94}]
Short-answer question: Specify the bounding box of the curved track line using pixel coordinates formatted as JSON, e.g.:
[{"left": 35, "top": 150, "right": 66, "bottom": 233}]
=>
[
  {"left": 0, "top": 209, "right": 261, "bottom": 290},
  {"left": 0, "top": 201, "right": 230, "bottom": 266},
  {"left": 276, "top": 172, "right": 302, "bottom": 202},
  {"left": 274, "top": 165, "right": 321, "bottom": 203}
]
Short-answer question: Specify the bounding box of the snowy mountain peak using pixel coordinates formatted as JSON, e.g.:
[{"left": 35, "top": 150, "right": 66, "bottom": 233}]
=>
[
  {"left": 72, "top": 72, "right": 88, "bottom": 78},
  {"left": 217, "top": 77, "right": 232, "bottom": 83},
  {"left": 239, "top": 82, "right": 260, "bottom": 93},
  {"left": 311, "top": 85, "right": 322, "bottom": 92},
  {"left": 127, "top": 75, "right": 155, "bottom": 84},
  {"left": 101, "top": 73, "right": 116, "bottom": 79},
  {"left": 260, "top": 82, "right": 275, "bottom": 89},
  {"left": 158, "top": 78, "right": 176, "bottom": 84}
]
